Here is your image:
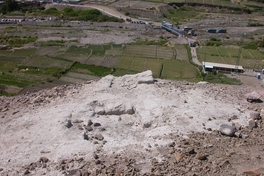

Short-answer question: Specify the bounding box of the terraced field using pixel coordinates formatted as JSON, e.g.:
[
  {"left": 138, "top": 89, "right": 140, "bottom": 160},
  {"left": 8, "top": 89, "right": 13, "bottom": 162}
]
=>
[
  {"left": 86, "top": 56, "right": 105, "bottom": 66},
  {"left": 123, "top": 45, "right": 157, "bottom": 58},
  {"left": 24, "top": 55, "right": 73, "bottom": 68},
  {"left": 59, "top": 72, "right": 99, "bottom": 84},
  {"left": 197, "top": 46, "right": 264, "bottom": 69},
  {"left": 100, "top": 56, "right": 120, "bottom": 68},
  {"left": 122, "top": 45, "right": 175, "bottom": 59},
  {"left": 0, "top": 43, "right": 198, "bottom": 95}
]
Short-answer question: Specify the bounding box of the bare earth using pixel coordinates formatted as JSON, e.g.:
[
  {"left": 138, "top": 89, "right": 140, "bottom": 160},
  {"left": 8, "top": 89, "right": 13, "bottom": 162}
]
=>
[
  {"left": 1, "top": 2, "right": 264, "bottom": 175},
  {"left": 1, "top": 71, "right": 264, "bottom": 175}
]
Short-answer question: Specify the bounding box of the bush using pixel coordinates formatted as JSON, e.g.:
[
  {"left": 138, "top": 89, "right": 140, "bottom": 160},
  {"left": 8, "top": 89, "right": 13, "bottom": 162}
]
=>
[
  {"left": 0, "top": 0, "right": 19, "bottom": 14},
  {"left": 43, "top": 8, "right": 60, "bottom": 16}
]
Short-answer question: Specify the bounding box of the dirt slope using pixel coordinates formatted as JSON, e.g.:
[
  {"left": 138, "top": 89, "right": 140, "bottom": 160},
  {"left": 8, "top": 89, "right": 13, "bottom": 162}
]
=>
[{"left": 0, "top": 71, "right": 264, "bottom": 176}]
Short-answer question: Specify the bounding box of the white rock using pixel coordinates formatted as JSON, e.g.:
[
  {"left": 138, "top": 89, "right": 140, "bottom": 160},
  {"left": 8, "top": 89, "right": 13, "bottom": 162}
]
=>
[
  {"left": 197, "top": 81, "right": 208, "bottom": 84},
  {"left": 249, "top": 111, "right": 260, "bottom": 120},
  {"left": 96, "top": 75, "right": 114, "bottom": 89},
  {"left": 219, "top": 124, "right": 236, "bottom": 137},
  {"left": 245, "top": 91, "right": 260, "bottom": 102},
  {"left": 112, "top": 70, "right": 154, "bottom": 89},
  {"left": 137, "top": 70, "right": 154, "bottom": 84},
  {"left": 104, "top": 102, "right": 134, "bottom": 115}
]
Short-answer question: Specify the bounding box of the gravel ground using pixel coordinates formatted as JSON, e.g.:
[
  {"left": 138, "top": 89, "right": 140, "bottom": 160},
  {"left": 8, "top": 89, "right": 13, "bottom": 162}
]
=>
[{"left": 0, "top": 71, "right": 264, "bottom": 175}]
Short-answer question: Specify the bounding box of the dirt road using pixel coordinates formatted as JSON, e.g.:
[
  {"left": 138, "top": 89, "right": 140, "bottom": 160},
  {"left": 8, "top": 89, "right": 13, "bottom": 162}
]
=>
[{"left": 47, "top": 3, "right": 161, "bottom": 26}]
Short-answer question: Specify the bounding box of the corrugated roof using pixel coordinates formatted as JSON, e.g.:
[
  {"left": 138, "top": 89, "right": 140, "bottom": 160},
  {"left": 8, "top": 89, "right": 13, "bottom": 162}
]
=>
[{"left": 202, "top": 62, "right": 244, "bottom": 70}]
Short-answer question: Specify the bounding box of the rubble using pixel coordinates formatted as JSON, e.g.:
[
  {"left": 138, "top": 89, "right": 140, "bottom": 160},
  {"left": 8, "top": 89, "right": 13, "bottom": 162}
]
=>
[{"left": 0, "top": 71, "right": 263, "bottom": 175}]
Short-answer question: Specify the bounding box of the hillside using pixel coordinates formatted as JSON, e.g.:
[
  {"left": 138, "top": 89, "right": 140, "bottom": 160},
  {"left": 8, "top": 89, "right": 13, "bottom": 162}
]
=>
[{"left": 0, "top": 71, "right": 264, "bottom": 175}]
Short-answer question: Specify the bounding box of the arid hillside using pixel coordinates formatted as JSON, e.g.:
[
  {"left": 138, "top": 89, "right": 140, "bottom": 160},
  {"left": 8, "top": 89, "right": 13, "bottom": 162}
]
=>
[{"left": 0, "top": 71, "right": 264, "bottom": 175}]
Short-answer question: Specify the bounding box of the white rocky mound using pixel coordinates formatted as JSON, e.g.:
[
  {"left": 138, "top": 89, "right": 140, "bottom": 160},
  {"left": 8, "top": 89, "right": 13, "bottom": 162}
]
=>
[{"left": 0, "top": 70, "right": 262, "bottom": 175}]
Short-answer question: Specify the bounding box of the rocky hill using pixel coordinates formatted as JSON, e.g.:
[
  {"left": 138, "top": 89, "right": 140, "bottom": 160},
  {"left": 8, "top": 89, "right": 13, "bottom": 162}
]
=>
[{"left": 0, "top": 71, "right": 264, "bottom": 176}]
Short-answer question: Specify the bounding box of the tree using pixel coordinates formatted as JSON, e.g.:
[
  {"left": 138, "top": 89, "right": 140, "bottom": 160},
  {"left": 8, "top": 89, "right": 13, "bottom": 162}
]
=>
[{"left": 0, "top": 0, "right": 19, "bottom": 14}]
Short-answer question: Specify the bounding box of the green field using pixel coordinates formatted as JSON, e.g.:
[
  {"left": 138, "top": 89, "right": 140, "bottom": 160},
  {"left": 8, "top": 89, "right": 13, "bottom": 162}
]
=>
[
  {"left": 161, "top": 60, "right": 182, "bottom": 79},
  {"left": 0, "top": 43, "right": 199, "bottom": 95},
  {"left": 197, "top": 46, "right": 264, "bottom": 69},
  {"left": 24, "top": 55, "right": 73, "bottom": 68},
  {"left": 123, "top": 45, "right": 175, "bottom": 59}
]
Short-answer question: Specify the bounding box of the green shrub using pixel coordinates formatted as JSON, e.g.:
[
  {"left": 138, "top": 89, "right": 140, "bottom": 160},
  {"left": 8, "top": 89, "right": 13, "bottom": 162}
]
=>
[{"left": 43, "top": 8, "right": 60, "bottom": 16}]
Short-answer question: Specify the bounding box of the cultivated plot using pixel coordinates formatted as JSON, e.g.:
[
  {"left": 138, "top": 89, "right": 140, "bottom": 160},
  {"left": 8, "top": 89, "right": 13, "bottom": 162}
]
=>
[
  {"left": 86, "top": 56, "right": 105, "bottom": 66},
  {"left": 116, "top": 56, "right": 134, "bottom": 70},
  {"left": 197, "top": 46, "right": 264, "bottom": 69},
  {"left": 101, "top": 56, "right": 120, "bottom": 68},
  {"left": 24, "top": 55, "right": 73, "bottom": 68},
  {"left": 144, "top": 59, "right": 163, "bottom": 78},
  {"left": 161, "top": 60, "right": 182, "bottom": 79}
]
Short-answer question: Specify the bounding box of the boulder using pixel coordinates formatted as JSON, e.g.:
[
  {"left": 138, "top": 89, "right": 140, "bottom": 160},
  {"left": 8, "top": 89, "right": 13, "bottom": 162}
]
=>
[
  {"left": 197, "top": 81, "right": 208, "bottom": 84},
  {"left": 248, "top": 120, "right": 257, "bottom": 129},
  {"left": 94, "top": 107, "right": 105, "bottom": 115},
  {"left": 83, "top": 133, "right": 89, "bottom": 140},
  {"left": 112, "top": 70, "right": 154, "bottom": 89},
  {"left": 39, "top": 157, "right": 49, "bottom": 163},
  {"left": 65, "top": 120, "right": 73, "bottom": 128},
  {"left": 245, "top": 91, "right": 261, "bottom": 102},
  {"left": 243, "top": 168, "right": 264, "bottom": 176},
  {"left": 196, "top": 153, "right": 207, "bottom": 160},
  {"left": 93, "top": 123, "right": 101, "bottom": 127},
  {"left": 87, "top": 120, "right": 93, "bottom": 126},
  {"left": 143, "top": 122, "right": 152, "bottom": 129},
  {"left": 94, "top": 133, "right": 104, "bottom": 141},
  {"left": 96, "top": 75, "right": 114, "bottom": 89},
  {"left": 85, "top": 126, "right": 93, "bottom": 132},
  {"left": 250, "top": 111, "right": 261, "bottom": 120},
  {"left": 104, "top": 102, "right": 134, "bottom": 115},
  {"left": 219, "top": 124, "right": 236, "bottom": 137},
  {"left": 137, "top": 70, "right": 154, "bottom": 84}
]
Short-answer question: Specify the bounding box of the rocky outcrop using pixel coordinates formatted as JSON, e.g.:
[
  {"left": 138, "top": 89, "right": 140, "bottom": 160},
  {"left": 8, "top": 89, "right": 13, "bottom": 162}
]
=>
[
  {"left": 93, "top": 101, "right": 134, "bottom": 115},
  {"left": 245, "top": 91, "right": 261, "bottom": 102}
]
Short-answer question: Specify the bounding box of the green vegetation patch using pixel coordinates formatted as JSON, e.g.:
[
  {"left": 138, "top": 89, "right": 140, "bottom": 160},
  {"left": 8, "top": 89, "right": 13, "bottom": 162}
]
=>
[
  {"left": 144, "top": 59, "right": 163, "bottom": 78},
  {"left": 250, "top": 50, "right": 264, "bottom": 59},
  {"left": 0, "top": 65, "right": 64, "bottom": 88},
  {"left": 181, "top": 60, "right": 198, "bottom": 79},
  {"left": 66, "top": 45, "right": 91, "bottom": 55},
  {"left": 131, "top": 38, "right": 168, "bottom": 46},
  {"left": 165, "top": 6, "right": 200, "bottom": 24},
  {"left": 40, "top": 40, "right": 66, "bottom": 47},
  {"left": 217, "top": 47, "right": 230, "bottom": 57},
  {"left": 175, "top": 44, "right": 188, "bottom": 60},
  {"left": 130, "top": 57, "right": 146, "bottom": 72},
  {"left": 116, "top": 56, "right": 134, "bottom": 70},
  {"left": 123, "top": 45, "right": 157, "bottom": 58},
  {"left": 105, "top": 49, "right": 123, "bottom": 56},
  {"left": 0, "top": 50, "right": 13, "bottom": 56},
  {"left": 90, "top": 45, "right": 110, "bottom": 56},
  {"left": 202, "top": 73, "right": 242, "bottom": 85},
  {"left": 112, "top": 69, "right": 138, "bottom": 77},
  {"left": 0, "top": 35, "right": 38, "bottom": 47},
  {"left": 42, "top": 8, "right": 123, "bottom": 22},
  {"left": 197, "top": 46, "right": 264, "bottom": 69},
  {"left": 161, "top": 60, "right": 182, "bottom": 79},
  {"left": 11, "top": 48, "right": 36, "bottom": 57},
  {"left": 24, "top": 55, "right": 73, "bottom": 69},
  {"left": 0, "top": 56, "right": 26, "bottom": 62},
  {"left": 71, "top": 62, "right": 111, "bottom": 77}
]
